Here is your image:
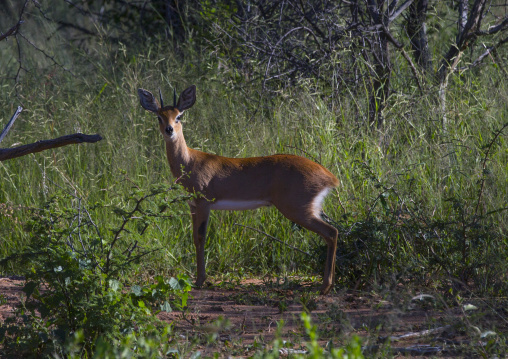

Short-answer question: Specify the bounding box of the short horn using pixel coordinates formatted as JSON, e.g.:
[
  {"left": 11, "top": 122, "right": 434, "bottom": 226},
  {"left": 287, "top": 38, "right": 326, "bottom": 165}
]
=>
[
  {"left": 159, "top": 89, "right": 164, "bottom": 108},
  {"left": 173, "top": 88, "right": 177, "bottom": 107}
]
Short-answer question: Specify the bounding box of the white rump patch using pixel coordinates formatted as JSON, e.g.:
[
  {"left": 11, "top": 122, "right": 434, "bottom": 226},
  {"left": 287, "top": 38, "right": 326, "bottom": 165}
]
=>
[
  {"left": 312, "top": 188, "right": 331, "bottom": 217},
  {"left": 211, "top": 199, "right": 271, "bottom": 211}
]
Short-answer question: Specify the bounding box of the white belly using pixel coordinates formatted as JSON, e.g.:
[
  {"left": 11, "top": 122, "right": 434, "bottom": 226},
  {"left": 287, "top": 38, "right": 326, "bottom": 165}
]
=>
[{"left": 210, "top": 199, "right": 272, "bottom": 211}]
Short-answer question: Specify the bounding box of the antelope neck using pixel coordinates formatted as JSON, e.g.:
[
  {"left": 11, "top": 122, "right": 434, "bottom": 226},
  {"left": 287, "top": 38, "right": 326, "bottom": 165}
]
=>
[{"left": 165, "top": 133, "right": 192, "bottom": 178}]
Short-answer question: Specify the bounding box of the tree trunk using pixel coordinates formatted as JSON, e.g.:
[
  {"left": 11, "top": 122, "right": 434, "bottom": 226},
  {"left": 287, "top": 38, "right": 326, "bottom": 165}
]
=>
[
  {"left": 406, "top": 0, "right": 432, "bottom": 73},
  {"left": 367, "top": 0, "right": 391, "bottom": 128},
  {"left": 438, "top": 0, "right": 487, "bottom": 129}
]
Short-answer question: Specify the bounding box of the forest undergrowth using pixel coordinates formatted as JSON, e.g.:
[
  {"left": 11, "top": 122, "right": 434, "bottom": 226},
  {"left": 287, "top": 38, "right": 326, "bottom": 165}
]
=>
[{"left": 0, "top": 1, "right": 507, "bottom": 356}]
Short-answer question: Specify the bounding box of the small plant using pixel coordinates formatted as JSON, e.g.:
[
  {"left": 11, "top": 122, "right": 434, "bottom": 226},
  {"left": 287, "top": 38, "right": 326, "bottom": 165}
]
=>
[
  {"left": 277, "top": 299, "right": 289, "bottom": 314},
  {"left": 130, "top": 273, "right": 193, "bottom": 313},
  {"left": 0, "top": 181, "right": 194, "bottom": 357},
  {"left": 253, "top": 314, "right": 364, "bottom": 358},
  {"left": 300, "top": 292, "right": 319, "bottom": 313}
]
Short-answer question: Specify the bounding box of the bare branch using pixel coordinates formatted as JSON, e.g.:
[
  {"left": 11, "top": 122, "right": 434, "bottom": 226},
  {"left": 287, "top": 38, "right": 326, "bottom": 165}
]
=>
[
  {"left": 462, "top": 37, "right": 508, "bottom": 70},
  {"left": 400, "top": 48, "right": 424, "bottom": 94},
  {"left": 0, "top": 107, "right": 23, "bottom": 144},
  {"left": 438, "top": 0, "right": 489, "bottom": 82},
  {"left": 56, "top": 21, "right": 97, "bottom": 36},
  {"left": 0, "top": 133, "right": 102, "bottom": 161},
  {"left": 0, "top": 20, "right": 23, "bottom": 42},
  {"left": 389, "top": 0, "right": 414, "bottom": 23},
  {"left": 1, "top": 0, "right": 29, "bottom": 43},
  {"left": 298, "top": 0, "right": 326, "bottom": 39},
  {"left": 17, "top": 32, "right": 76, "bottom": 77},
  {"left": 264, "top": 26, "right": 323, "bottom": 88},
  {"left": 478, "top": 16, "right": 508, "bottom": 36}
]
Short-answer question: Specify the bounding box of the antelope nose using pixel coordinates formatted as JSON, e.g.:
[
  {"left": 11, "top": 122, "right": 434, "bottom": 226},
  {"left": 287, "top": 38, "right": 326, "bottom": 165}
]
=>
[{"left": 165, "top": 126, "right": 174, "bottom": 135}]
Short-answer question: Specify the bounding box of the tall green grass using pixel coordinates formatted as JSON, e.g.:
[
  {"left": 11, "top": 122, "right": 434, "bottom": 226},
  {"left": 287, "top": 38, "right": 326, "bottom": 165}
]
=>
[{"left": 1, "top": 38, "right": 507, "bottom": 293}]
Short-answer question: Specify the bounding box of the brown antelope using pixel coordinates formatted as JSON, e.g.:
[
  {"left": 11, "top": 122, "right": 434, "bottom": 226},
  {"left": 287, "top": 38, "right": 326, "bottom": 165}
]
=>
[{"left": 138, "top": 85, "right": 339, "bottom": 294}]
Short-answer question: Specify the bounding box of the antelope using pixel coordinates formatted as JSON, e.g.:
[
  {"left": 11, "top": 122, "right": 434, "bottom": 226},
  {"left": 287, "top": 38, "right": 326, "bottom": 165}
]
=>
[{"left": 138, "top": 85, "right": 339, "bottom": 294}]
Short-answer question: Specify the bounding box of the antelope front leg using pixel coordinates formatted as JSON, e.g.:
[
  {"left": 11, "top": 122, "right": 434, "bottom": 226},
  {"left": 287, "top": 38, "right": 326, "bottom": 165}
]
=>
[{"left": 190, "top": 203, "right": 210, "bottom": 287}]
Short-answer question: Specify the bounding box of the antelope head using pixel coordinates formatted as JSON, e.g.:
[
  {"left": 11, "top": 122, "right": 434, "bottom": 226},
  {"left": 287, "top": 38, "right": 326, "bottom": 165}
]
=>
[{"left": 138, "top": 85, "right": 196, "bottom": 141}]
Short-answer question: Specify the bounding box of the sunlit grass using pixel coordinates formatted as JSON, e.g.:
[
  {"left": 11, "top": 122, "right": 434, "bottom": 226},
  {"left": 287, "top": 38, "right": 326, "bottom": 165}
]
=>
[{"left": 0, "top": 39, "right": 507, "bottom": 293}]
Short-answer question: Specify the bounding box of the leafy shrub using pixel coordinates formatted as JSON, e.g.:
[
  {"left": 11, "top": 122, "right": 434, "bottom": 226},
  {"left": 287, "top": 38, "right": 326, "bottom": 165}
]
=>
[
  {"left": 330, "top": 124, "right": 508, "bottom": 295},
  {"left": 0, "top": 181, "right": 193, "bottom": 357}
]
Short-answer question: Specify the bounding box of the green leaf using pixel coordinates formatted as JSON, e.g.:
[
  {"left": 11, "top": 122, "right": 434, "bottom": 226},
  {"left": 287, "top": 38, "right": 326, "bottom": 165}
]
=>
[
  {"left": 160, "top": 301, "right": 172, "bottom": 312},
  {"left": 180, "top": 292, "right": 189, "bottom": 308},
  {"left": 22, "top": 281, "right": 38, "bottom": 299},
  {"left": 109, "top": 279, "right": 121, "bottom": 292},
  {"left": 131, "top": 285, "right": 142, "bottom": 296},
  {"left": 168, "top": 277, "right": 181, "bottom": 290}
]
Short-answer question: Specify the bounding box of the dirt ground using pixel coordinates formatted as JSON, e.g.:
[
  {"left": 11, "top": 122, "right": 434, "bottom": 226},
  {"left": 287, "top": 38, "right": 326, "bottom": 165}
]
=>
[{"left": 1, "top": 276, "right": 504, "bottom": 357}]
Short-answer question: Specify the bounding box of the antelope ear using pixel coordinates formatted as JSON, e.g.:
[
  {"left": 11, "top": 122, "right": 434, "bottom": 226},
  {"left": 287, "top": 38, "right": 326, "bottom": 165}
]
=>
[
  {"left": 138, "top": 89, "right": 160, "bottom": 113},
  {"left": 176, "top": 85, "right": 196, "bottom": 112}
]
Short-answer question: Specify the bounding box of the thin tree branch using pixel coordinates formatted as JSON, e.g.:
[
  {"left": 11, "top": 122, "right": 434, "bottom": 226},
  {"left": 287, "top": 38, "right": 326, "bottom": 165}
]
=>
[
  {"left": 0, "top": 20, "right": 24, "bottom": 42},
  {"left": 389, "top": 0, "right": 414, "bottom": 23},
  {"left": 400, "top": 48, "right": 424, "bottom": 94},
  {"left": 0, "top": 133, "right": 102, "bottom": 161},
  {"left": 438, "top": 0, "right": 488, "bottom": 82},
  {"left": 458, "top": 36, "right": 508, "bottom": 71},
  {"left": 17, "top": 32, "right": 76, "bottom": 77},
  {"left": 477, "top": 16, "right": 508, "bottom": 36}
]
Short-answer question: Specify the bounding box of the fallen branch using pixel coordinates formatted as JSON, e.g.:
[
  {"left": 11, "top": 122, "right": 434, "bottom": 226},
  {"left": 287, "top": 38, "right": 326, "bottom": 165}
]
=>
[
  {"left": 0, "top": 133, "right": 102, "bottom": 161},
  {"left": 233, "top": 223, "right": 312, "bottom": 257},
  {"left": 379, "top": 325, "right": 451, "bottom": 342}
]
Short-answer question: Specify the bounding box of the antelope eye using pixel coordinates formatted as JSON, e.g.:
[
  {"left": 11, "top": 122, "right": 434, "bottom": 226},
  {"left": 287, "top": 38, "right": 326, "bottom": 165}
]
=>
[{"left": 176, "top": 115, "right": 182, "bottom": 123}]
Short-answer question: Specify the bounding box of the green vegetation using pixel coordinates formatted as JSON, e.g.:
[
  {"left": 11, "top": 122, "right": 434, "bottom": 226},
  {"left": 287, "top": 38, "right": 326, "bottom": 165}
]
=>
[
  {"left": 0, "top": 182, "right": 193, "bottom": 357},
  {"left": 2, "top": 40, "right": 506, "bottom": 293},
  {"left": 0, "top": 0, "right": 507, "bottom": 357}
]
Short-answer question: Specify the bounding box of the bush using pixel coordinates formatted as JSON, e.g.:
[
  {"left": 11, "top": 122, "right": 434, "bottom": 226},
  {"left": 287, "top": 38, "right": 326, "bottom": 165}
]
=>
[{"left": 0, "top": 180, "right": 193, "bottom": 357}]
